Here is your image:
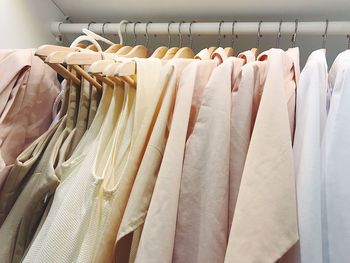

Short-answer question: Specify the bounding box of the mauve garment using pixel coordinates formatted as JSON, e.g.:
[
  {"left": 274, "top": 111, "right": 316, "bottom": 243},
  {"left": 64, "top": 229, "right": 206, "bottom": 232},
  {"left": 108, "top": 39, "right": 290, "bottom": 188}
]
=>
[{"left": 0, "top": 49, "right": 60, "bottom": 191}]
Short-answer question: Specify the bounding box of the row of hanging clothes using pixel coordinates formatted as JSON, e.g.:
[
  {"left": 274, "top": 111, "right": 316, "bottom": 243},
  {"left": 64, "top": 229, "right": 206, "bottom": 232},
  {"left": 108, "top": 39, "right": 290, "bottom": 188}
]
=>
[{"left": 0, "top": 19, "right": 349, "bottom": 263}]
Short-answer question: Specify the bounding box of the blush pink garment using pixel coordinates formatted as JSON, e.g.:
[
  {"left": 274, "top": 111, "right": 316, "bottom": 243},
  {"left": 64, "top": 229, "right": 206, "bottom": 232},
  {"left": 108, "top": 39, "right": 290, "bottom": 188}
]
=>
[
  {"left": 0, "top": 50, "right": 31, "bottom": 116},
  {"left": 134, "top": 60, "right": 217, "bottom": 263},
  {"left": 0, "top": 49, "right": 60, "bottom": 191},
  {"left": 225, "top": 49, "right": 299, "bottom": 263},
  {"left": 229, "top": 50, "right": 264, "bottom": 226},
  {"left": 173, "top": 57, "right": 243, "bottom": 263}
]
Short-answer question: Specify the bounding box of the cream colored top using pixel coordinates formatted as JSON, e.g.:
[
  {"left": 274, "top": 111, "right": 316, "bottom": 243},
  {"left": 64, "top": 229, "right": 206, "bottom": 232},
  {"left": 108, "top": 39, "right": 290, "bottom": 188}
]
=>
[
  {"left": 22, "top": 84, "right": 124, "bottom": 262},
  {"left": 134, "top": 59, "right": 212, "bottom": 263}
]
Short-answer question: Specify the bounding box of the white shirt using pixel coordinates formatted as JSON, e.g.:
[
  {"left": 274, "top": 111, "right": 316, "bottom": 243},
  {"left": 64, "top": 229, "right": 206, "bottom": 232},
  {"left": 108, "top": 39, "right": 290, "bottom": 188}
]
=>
[
  {"left": 322, "top": 49, "right": 350, "bottom": 263},
  {"left": 293, "top": 49, "right": 328, "bottom": 263}
]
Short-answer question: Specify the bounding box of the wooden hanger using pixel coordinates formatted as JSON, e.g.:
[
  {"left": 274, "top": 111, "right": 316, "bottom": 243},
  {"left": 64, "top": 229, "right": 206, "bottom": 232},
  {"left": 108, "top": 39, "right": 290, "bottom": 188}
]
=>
[
  {"left": 225, "top": 21, "right": 237, "bottom": 57},
  {"left": 35, "top": 45, "right": 81, "bottom": 86},
  {"left": 66, "top": 23, "right": 130, "bottom": 67},
  {"left": 122, "top": 45, "right": 148, "bottom": 58},
  {"left": 225, "top": 47, "right": 234, "bottom": 57},
  {"left": 173, "top": 22, "right": 194, "bottom": 59},
  {"left": 254, "top": 21, "right": 263, "bottom": 56},
  {"left": 105, "top": 44, "right": 123, "bottom": 53},
  {"left": 162, "top": 47, "right": 179, "bottom": 60},
  {"left": 173, "top": 47, "right": 194, "bottom": 59},
  {"left": 122, "top": 22, "right": 149, "bottom": 58},
  {"left": 35, "top": 45, "right": 79, "bottom": 57},
  {"left": 208, "top": 47, "right": 217, "bottom": 56},
  {"left": 161, "top": 22, "right": 179, "bottom": 59},
  {"left": 45, "top": 35, "right": 102, "bottom": 64},
  {"left": 151, "top": 46, "right": 168, "bottom": 58},
  {"left": 142, "top": 21, "right": 168, "bottom": 58}
]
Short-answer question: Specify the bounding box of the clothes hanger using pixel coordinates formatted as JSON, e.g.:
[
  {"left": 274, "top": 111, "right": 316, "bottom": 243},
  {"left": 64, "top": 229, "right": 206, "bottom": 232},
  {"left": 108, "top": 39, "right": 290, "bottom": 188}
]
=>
[
  {"left": 101, "top": 22, "right": 124, "bottom": 53},
  {"left": 252, "top": 20, "right": 263, "bottom": 57},
  {"left": 46, "top": 21, "right": 110, "bottom": 64},
  {"left": 88, "top": 20, "right": 131, "bottom": 75},
  {"left": 194, "top": 21, "right": 213, "bottom": 60},
  {"left": 276, "top": 20, "right": 283, "bottom": 48},
  {"left": 46, "top": 32, "right": 104, "bottom": 64},
  {"left": 112, "top": 22, "right": 168, "bottom": 79},
  {"left": 122, "top": 22, "right": 149, "bottom": 58},
  {"left": 147, "top": 22, "right": 168, "bottom": 58},
  {"left": 67, "top": 35, "right": 104, "bottom": 89},
  {"left": 64, "top": 24, "right": 119, "bottom": 65},
  {"left": 35, "top": 23, "right": 81, "bottom": 85},
  {"left": 225, "top": 21, "right": 236, "bottom": 57},
  {"left": 321, "top": 19, "right": 329, "bottom": 51},
  {"left": 211, "top": 21, "right": 228, "bottom": 63},
  {"left": 173, "top": 21, "right": 195, "bottom": 59},
  {"left": 59, "top": 23, "right": 102, "bottom": 125},
  {"left": 291, "top": 19, "right": 298, "bottom": 49},
  {"left": 114, "top": 21, "right": 133, "bottom": 55},
  {"left": 102, "top": 21, "right": 148, "bottom": 87},
  {"left": 162, "top": 21, "right": 179, "bottom": 60}
]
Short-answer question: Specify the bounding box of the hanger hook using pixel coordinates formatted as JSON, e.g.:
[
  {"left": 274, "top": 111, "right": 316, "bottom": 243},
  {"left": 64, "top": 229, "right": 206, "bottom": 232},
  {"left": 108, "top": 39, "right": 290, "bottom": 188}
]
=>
[
  {"left": 291, "top": 19, "right": 298, "bottom": 48},
  {"left": 231, "top": 20, "right": 237, "bottom": 48},
  {"left": 102, "top": 22, "right": 110, "bottom": 38},
  {"left": 118, "top": 20, "right": 129, "bottom": 45},
  {"left": 87, "top": 21, "right": 96, "bottom": 31},
  {"left": 167, "top": 21, "right": 175, "bottom": 48},
  {"left": 217, "top": 21, "right": 224, "bottom": 47},
  {"left": 256, "top": 20, "right": 263, "bottom": 49},
  {"left": 133, "top": 21, "right": 141, "bottom": 46},
  {"left": 276, "top": 20, "right": 282, "bottom": 48},
  {"left": 178, "top": 21, "right": 185, "bottom": 48},
  {"left": 189, "top": 21, "right": 196, "bottom": 49},
  {"left": 322, "top": 19, "right": 329, "bottom": 49},
  {"left": 145, "top": 21, "right": 151, "bottom": 48}
]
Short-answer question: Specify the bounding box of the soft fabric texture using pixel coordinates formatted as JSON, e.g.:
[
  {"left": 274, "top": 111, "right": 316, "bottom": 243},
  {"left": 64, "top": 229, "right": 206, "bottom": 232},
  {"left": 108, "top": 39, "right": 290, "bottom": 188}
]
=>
[
  {"left": 293, "top": 49, "right": 328, "bottom": 263},
  {"left": 134, "top": 59, "right": 208, "bottom": 263},
  {"left": 0, "top": 49, "right": 60, "bottom": 191},
  {"left": 225, "top": 49, "right": 299, "bottom": 263},
  {"left": 321, "top": 49, "right": 350, "bottom": 263},
  {"left": 173, "top": 57, "right": 239, "bottom": 263}
]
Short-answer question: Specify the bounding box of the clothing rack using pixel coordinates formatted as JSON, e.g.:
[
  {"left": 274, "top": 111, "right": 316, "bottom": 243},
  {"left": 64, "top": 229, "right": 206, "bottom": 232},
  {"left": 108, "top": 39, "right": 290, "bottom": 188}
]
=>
[{"left": 52, "top": 21, "right": 350, "bottom": 37}]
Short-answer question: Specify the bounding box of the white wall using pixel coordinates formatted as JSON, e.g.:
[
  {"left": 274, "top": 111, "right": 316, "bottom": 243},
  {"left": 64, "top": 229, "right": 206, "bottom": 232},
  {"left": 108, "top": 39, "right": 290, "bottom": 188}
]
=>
[{"left": 0, "top": 0, "right": 64, "bottom": 49}]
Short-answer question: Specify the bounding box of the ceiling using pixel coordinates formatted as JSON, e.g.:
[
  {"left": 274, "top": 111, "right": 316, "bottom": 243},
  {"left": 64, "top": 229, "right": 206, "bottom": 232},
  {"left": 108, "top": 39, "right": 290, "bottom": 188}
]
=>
[{"left": 54, "top": 0, "right": 350, "bottom": 22}]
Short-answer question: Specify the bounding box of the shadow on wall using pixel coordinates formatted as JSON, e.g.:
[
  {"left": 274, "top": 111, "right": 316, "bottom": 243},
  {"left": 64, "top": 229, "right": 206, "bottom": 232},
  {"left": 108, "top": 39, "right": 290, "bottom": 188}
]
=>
[{"left": 0, "top": 0, "right": 64, "bottom": 48}]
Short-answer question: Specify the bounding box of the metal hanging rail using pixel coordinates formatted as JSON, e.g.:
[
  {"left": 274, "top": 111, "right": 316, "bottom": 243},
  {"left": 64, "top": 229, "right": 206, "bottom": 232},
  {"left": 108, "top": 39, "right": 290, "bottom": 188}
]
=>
[{"left": 51, "top": 21, "right": 350, "bottom": 37}]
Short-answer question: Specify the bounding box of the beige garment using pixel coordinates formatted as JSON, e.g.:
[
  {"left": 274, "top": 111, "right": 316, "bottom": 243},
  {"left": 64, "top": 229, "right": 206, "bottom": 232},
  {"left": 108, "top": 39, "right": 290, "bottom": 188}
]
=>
[
  {"left": 65, "top": 72, "right": 92, "bottom": 158},
  {"left": 22, "top": 59, "right": 165, "bottom": 263},
  {"left": 0, "top": 119, "right": 61, "bottom": 226},
  {"left": 0, "top": 79, "right": 85, "bottom": 263},
  {"left": 0, "top": 49, "right": 60, "bottom": 190},
  {"left": 22, "top": 85, "right": 122, "bottom": 263},
  {"left": 224, "top": 48, "right": 299, "bottom": 263},
  {"left": 173, "top": 57, "right": 241, "bottom": 263},
  {"left": 116, "top": 60, "right": 215, "bottom": 263},
  {"left": 91, "top": 60, "right": 191, "bottom": 263},
  {"left": 0, "top": 49, "right": 31, "bottom": 116},
  {"left": 134, "top": 60, "right": 211, "bottom": 263}
]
